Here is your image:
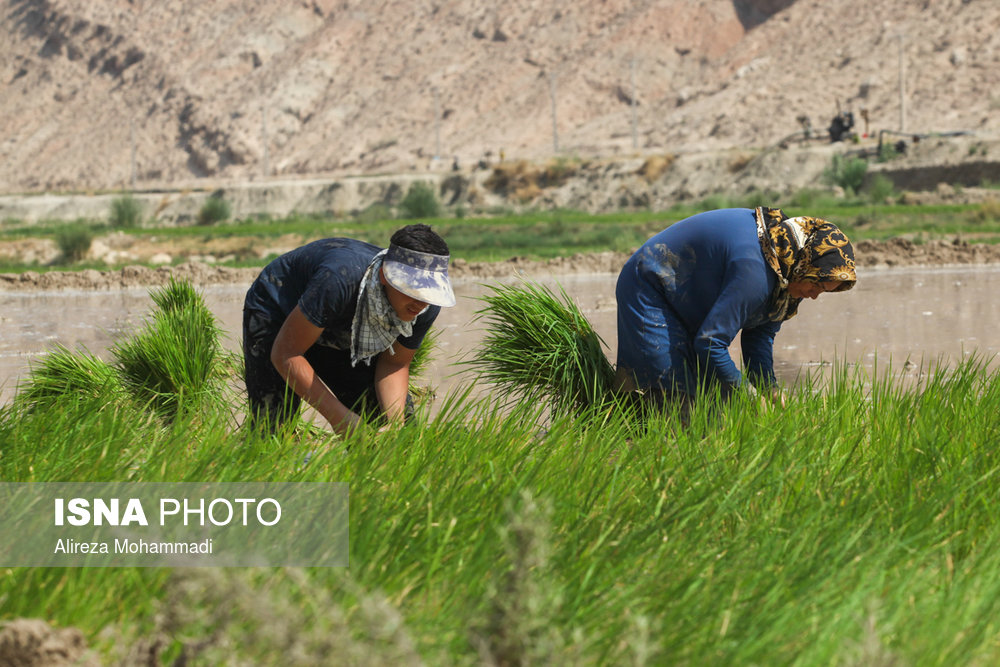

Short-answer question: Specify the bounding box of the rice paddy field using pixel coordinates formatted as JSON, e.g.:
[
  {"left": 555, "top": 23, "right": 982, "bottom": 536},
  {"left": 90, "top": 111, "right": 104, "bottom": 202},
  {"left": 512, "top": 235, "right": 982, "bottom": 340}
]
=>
[{"left": 2, "top": 269, "right": 1000, "bottom": 666}]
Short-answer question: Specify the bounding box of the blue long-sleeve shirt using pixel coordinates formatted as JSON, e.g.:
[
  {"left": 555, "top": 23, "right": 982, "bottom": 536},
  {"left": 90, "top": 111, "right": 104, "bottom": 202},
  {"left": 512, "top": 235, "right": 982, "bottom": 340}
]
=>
[{"left": 618, "top": 208, "right": 781, "bottom": 387}]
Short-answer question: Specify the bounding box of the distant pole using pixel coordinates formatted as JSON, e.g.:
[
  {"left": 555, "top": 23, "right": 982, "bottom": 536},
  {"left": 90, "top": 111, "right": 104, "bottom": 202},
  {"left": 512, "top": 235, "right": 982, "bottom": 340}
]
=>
[
  {"left": 548, "top": 72, "right": 559, "bottom": 153},
  {"left": 129, "top": 116, "right": 137, "bottom": 189},
  {"left": 897, "top": 33, "right": 906, "bottom": 133},
  {"left": 433, "top": 87, "right": 442, "bottom": 161},
  {"left": 261, "top": 105, "right": 270, "bottom": 178},
  {"left": 629, "top": 58, "right": 639, "bottom": 150}
]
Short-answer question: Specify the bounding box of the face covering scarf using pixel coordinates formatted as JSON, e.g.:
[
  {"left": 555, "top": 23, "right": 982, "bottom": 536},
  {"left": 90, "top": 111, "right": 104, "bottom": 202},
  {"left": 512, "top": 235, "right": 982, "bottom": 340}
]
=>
[{"left": 350, "top": 250, "right": 414, "bottom": 366}]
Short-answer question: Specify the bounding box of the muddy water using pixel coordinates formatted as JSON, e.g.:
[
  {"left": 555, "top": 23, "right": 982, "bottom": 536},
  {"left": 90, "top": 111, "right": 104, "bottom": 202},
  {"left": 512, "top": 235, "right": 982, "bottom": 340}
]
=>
[{"left": 2, "top": 266, "right": 998, "bottom": 410}]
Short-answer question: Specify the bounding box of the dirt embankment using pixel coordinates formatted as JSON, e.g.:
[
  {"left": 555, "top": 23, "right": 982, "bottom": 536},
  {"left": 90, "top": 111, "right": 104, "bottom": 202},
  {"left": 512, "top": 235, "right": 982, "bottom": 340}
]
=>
[{"left": 0, "top": 239, "right": 997, "bottom": 292}]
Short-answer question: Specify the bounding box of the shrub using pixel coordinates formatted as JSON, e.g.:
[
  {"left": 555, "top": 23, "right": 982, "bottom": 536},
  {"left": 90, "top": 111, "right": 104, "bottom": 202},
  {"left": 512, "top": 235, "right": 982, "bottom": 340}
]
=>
[
  {"left": 742, "top": 189, "right": 780, "bottom": 209},
  {"left": 697, "top": 194, "right": 730, "bottom": 211},
  {"left": 877, "top": 142, "right": 900, "bottom": 163},
  {"left": 55, "top": 224, "right": 93, "bottom": 263},
  {"left": 197, "top": 195, "right": 231, "bottom": 226},
  {"left": 354, "top": 203, "right": 393, "bottom": 224},
  {"left": 972, "top": 199, "right": 1000, "bottom": 223},
  {"left": 866, "top": 174, "right": 897, "bottom": 203},
  {"left": 399, "top": 182, "right": 441, "bottom": 219},
  {"left": 823, "top": 155, "right": 868, "bottom": 194},
  {"left": 109, "top": 194, "right": 143, "bottom": 229},
  {"left": 636, "top": 154, "right": 675, "bottom": 183},
  {"left": 788, "top": 188, "right": 823, "bottom": 209}
]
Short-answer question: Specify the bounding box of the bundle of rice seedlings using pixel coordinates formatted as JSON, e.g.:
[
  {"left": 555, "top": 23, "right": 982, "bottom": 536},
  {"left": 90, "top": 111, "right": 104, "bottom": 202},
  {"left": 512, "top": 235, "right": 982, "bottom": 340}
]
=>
[
  {"left": 15, "top": 344, "right": 123, "bottom": 411},
  {"left": 149, "top": 276, "right": 202, "bottom": 314},
  {"left": 111, "top": 279, "right": 226, "bottom": 418},
  {"left": 405, "top": 328, "right": 439, "bottom": 412},
  {"left": 466, "top": 281, "right": 615, "bottom": 414},
  {"left": 408, "top": 328, "right": 438, "bottom": 381}
]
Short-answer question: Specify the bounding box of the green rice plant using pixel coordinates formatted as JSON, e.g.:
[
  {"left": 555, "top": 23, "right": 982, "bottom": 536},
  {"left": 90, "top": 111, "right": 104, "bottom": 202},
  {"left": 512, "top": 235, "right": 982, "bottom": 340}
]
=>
[
  {"left": 196, "top": 195, "right": 231, "bottom": 226},
  {"left": 111, "top": 279, "right": 227, "bottom": 418},
  {"left": 149, "top": 276, "right": 202, "bottom": 313},
  {"left": 54, "top": 223, "right": 93, "bottom": 263},
  {"left": 14, "top": 344, "right": 123, "bottom": 412},
  {"left": 465, "top": 281, "right": 615, "bottom": 414},
  {"left": 408, "top": 327, "right": 437, "bottom": 380},
  {"left": 109, "top": 194, "right": 143, "bottom": 229},
  {"left": 3, "top": 358, "right": 1000, "bottom": 663}
]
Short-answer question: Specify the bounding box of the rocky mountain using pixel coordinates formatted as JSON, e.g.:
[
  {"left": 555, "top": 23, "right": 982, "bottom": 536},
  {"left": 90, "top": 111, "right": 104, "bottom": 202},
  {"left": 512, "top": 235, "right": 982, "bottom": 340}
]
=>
[{"left": 1, "top": 0, "right": 997, "bottom": 193}]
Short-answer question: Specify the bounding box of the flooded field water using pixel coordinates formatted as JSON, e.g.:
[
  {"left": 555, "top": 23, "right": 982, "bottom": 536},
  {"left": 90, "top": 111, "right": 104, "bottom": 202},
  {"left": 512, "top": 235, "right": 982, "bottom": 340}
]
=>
[{"left": 2, "top": 266, "right": 998, "bottom": 411}]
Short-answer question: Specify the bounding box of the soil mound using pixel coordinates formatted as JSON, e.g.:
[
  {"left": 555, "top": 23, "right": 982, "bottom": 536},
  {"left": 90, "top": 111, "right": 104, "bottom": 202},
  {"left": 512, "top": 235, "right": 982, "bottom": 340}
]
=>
[{"left": 0, "top": 618, "right": 98, "bottom": 667}]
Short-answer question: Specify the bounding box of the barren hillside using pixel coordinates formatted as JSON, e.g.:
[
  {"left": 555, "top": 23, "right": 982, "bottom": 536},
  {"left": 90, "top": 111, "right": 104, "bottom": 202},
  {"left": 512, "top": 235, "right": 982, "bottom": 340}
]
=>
[{"left": 1, "top": 0, "right": 997, "bottom": 193}]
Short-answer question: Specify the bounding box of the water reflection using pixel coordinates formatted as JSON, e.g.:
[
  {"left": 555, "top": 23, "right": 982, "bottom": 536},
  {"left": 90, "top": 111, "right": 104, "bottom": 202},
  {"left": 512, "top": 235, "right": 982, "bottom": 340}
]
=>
[{"left": 2, "top": 266, "right": 998, "bottom": 407}]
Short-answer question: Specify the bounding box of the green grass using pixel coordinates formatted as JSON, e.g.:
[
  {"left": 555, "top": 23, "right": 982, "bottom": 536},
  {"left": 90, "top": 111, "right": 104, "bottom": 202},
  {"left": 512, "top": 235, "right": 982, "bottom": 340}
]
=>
[
  {"left": 2, "top": 279, "right": 1000, "bottom": 663},
  {"left": 3, "top": 199, "right": 1000, "bottom": 275}
]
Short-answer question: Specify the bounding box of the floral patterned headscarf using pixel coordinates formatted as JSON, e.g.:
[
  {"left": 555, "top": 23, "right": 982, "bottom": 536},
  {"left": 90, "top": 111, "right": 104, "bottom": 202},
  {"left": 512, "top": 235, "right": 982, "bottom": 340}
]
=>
[{"left": 754, "top": 207, "right": 857, "bottom": 322}]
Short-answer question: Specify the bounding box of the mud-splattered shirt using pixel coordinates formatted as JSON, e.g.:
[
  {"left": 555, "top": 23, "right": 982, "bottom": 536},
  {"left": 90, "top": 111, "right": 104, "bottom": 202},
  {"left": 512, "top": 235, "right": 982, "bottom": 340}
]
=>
[
  {"left": 616, "top": 208, "right": 780, "bottom": 388},
  {"left": 243, "top": 238, "right": 439, "bottom": 351}
]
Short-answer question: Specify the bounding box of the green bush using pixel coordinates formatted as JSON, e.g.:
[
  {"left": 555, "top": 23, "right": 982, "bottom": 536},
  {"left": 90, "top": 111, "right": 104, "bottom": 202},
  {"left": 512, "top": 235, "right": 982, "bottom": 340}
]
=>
[
  {"left": 354, "top": 203, "right": 393, "bottom": 224},
  {"left": 788, "top": 188, "right": 823, "bottom": 209},
  {"left": 399, "top": 182, "right": 441, "bottom": 219},
  {"left": 54, "top": 224, "right": 93, "bottom": 263},
  {"left": 109, "top": 194, "right": 143, "bottom": 229},
  {"left": 878, "top": 142, "right": 900, "bottom": 163},
  {"left": 823, "top": 155, "right": 868, "bottom": 194},
  {"left": 742, "top": 189, "right": 780, "bottom": 209},
  {"left": 697, "top": 194, "right": 730, "bottom": 211},
  {"left": 866, "top": 174, "right": 897, "bottom": 203},
  {"left": 197, "top": 196, "right": 231, "bottom": 226}
]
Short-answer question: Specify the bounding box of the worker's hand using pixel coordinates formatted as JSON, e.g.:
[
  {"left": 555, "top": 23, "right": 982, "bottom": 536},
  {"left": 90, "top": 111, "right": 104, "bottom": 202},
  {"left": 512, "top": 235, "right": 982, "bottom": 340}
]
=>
[
  {"left": 764, "top": 387, "right": 786, "bottom": 409},
  {"left": 334, "top": 409, "right": 366, "bottom": 437}
]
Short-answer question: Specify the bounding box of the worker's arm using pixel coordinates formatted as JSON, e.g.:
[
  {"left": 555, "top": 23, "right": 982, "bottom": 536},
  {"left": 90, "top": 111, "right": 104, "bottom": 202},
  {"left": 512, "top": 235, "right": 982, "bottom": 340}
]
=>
[
  {"left": 373, "top": 344, "right": 418, "bottom": 424},
  {"left": 741, "top": 321, "right": 781, "bottom": 387},
  {"left": 270, "top": 305, "right": 363, "bottom": 435},
  {"left": 693, "top": 259, "right": 771, "bottom": 388},
  {"left": 741, "top": 321, "right": 786, "bottom": 407}
]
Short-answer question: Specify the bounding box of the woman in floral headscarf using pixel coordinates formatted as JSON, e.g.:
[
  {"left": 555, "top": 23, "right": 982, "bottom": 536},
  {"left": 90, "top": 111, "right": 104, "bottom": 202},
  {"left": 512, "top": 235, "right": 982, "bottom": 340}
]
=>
[{"left": 614, "top": 207, "right": 856, "bottom": 406}]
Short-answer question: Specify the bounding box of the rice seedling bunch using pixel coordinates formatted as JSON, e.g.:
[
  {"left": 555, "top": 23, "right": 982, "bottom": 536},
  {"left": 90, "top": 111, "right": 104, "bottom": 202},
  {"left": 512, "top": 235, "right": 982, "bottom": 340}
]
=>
[
  {"left": 14, "top": 344, "right": 123, "bottom": 412},
  {"left": 111, "top": 279, "right": 227, "bottom": 418},
  {"left": 149, "top": 276, "right": 202, "bottom": 314},
  {"left": 407, "top": 328, "right": 437, "bottom": 381},
  {"left": 467, "top": 281, "right": 615, "bottom": 414}
]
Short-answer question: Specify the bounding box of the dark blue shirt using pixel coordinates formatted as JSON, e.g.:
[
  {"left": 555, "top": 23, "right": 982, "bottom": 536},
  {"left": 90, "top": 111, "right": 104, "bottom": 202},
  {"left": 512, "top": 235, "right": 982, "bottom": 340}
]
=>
[
  {"left": 618, "top": 208, "right": 781, "bottom": 386},
  {"left": 244, "top": 238, "right": 439, "bottom": 351}
]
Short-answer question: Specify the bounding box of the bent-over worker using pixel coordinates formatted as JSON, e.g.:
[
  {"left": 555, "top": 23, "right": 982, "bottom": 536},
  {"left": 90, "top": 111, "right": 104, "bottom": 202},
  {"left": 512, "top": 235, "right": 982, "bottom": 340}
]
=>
[
  {"left": 242, "top": 224, "right": 455, "bottom": 433},
  {"left": 614, "top": 207, "right": 856, "bottom": 406}
]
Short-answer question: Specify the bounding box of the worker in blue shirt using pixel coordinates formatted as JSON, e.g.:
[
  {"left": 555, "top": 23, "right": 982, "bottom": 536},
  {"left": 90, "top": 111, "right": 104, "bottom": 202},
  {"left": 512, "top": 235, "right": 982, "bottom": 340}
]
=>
[
  {"left": 242, "top": 224, "right": 455, "bottom": 434},
  {"left": 614, "top": 207, "right": 856, "bottom": 406}
]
